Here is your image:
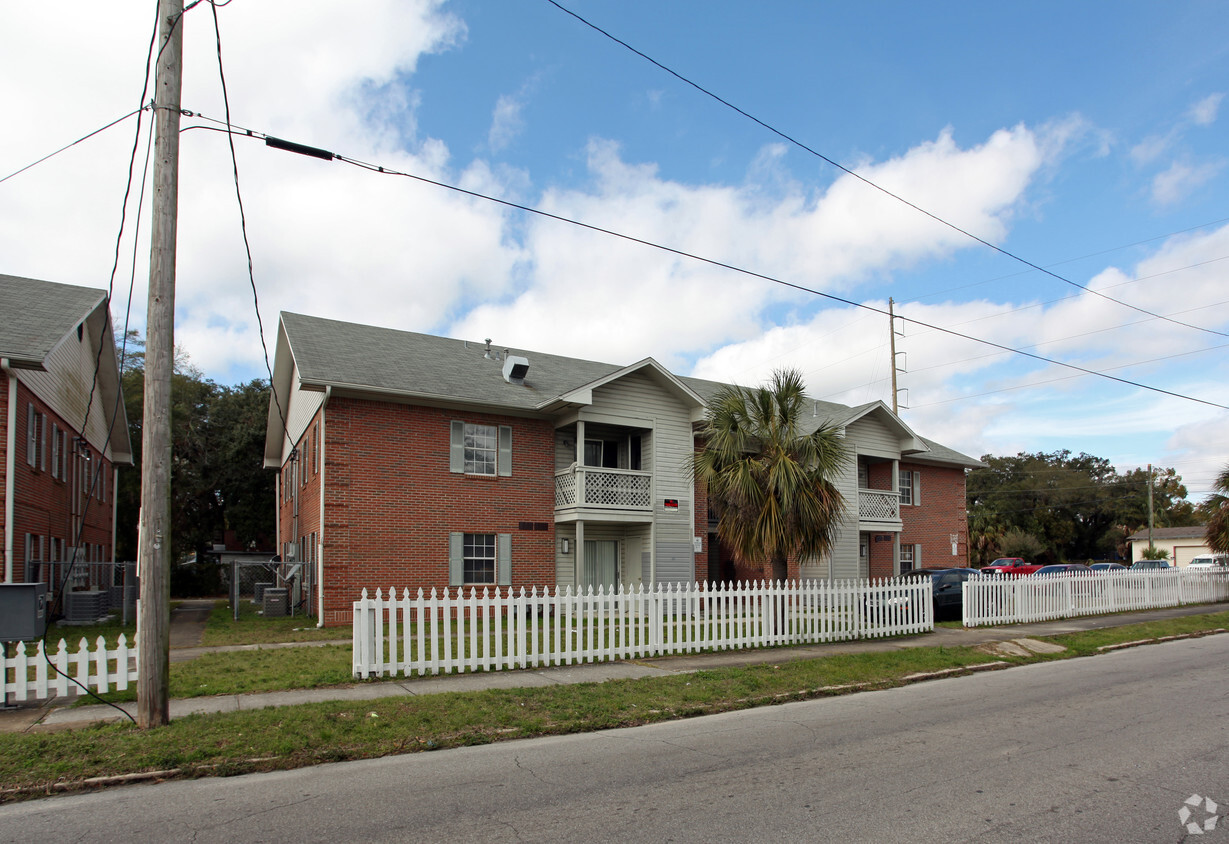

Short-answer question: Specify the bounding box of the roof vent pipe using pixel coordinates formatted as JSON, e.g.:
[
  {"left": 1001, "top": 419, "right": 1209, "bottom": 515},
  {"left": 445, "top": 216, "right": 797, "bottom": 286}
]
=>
[{"left": 483, "top": 338, "right": 493, "bottom": 360}]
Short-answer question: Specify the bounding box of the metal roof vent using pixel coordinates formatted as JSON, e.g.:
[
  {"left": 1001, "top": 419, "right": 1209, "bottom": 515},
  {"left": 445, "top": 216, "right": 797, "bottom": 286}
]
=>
[{"left": 503, "top": 355, "right": 529, "bottom": 385}]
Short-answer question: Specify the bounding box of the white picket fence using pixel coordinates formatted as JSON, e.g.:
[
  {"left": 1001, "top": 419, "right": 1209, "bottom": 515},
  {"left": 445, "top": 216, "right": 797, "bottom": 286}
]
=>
[
  {"left": 962, "top": 569, "right": 1229, "bottom": 627},
  {"left": 1, "top": 635, "right": 139, "bottom": 702},
  {"left": 353, "top": 579, "right": 934, "bottom": 678}
]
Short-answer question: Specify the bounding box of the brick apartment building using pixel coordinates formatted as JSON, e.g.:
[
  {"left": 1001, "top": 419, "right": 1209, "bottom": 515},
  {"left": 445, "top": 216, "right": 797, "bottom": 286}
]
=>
[
  {"left": 264, "top": 312, "right": 982, "bottom": 625},
  {"left": 0, "top": 274, "right": 132, "bottom": 583}
]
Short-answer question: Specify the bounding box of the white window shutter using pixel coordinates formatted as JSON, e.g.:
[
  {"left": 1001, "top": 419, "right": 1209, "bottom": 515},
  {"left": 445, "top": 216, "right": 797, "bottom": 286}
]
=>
[
  {"left": 498, "top": 426, "right": 512, "bottom": 477},
  {"left": 913, "top": 471, "right": 922, "bottom": 506},
  {"left": 449, "top": 421, "right": 465, "bottom": 473},
  {"left": 449, "top": 532, "right": 464, "bottom": 586},
  {"left": 498, "top": 533, "right": 512, "bottom": 586},
  {"left": 915, "top": 544, "right": 922, "bottom": 569}
]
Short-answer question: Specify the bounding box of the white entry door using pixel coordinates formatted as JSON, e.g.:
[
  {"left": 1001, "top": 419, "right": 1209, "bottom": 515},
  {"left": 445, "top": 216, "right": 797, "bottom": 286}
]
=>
[{"left": 583, "top": 540, "right": 618, "bottom": 592}]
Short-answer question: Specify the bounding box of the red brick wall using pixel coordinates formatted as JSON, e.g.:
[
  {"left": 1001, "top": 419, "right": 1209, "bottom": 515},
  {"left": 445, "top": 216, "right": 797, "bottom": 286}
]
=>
[
  {"left": 2, "top": 376, "right": 116, "bottom": 576},
  {"left": 286, "top": 398, "right": 557, "bottom": 625},
  {"left": 900, "top": 463, "right": 970, "bottom": 569}
]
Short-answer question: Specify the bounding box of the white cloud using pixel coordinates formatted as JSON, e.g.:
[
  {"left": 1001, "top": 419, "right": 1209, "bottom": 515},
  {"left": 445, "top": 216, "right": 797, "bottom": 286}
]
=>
[
  {"left": 452, "top": 123, "right": 1060, "bottom": 368},
  {"left": 1188, "top": 93, "right": 1224, "bottom": 126},
  {"left": 488, "top": 94, "right": 526, "bottom": 153},
  {"left": 1150, "top": 160, "right": 1223, "bottom": 206}
]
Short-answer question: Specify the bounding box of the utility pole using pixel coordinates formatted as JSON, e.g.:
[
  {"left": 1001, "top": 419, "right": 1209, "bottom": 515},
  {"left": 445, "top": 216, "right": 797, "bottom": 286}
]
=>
[
  {"left": 137, "top": 0, "right": 183, "bottom": 729},
  {"left": 888, "top": 298, "right": 906, "bottom": 414},
  {"left": 1147, "top": 463, "right": 1154, "bottom": 551}
]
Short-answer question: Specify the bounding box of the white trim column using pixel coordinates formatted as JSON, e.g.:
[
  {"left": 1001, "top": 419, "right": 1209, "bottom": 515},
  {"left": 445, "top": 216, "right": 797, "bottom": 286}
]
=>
[{"left": 575, "top": 519, "right": 585, "bottom": 589}]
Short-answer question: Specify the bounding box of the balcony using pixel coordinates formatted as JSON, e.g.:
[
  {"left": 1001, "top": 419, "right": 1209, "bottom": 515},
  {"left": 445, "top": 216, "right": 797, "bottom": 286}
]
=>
[
  {"left": 858, "top": 488, "right": 900, "bottom": 522},
  {"left": 555, "top": 467, "right": 652, "bottom": 512}
]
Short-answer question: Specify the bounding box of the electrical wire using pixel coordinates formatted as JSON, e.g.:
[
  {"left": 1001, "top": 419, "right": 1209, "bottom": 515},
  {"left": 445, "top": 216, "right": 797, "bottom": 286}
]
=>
[
  {"left": 206, "top": 0, "right": 288, "bottom": 432},
  {"left": 177, "top": 113, "right": 1228, "bottom": 411},
  {"left": 0, "top": 108, "right": 150, "bottom": 186},
  {"left": 543, "top": 0, "right": 1229, "bottom": 342}
]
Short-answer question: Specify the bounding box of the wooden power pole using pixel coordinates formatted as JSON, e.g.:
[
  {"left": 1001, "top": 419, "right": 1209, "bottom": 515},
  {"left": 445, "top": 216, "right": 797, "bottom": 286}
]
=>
[{"left": 137, "top": 0, "right": 183, "bottom": 729}]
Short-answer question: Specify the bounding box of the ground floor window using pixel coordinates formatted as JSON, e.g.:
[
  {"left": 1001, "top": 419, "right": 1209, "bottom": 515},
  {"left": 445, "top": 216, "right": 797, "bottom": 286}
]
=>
[
  {"left": 900, "top": 544, "right": 914, "bottom": 573},
  {"left": 464, "top": 533, "right": 497, "bottom": 584}
]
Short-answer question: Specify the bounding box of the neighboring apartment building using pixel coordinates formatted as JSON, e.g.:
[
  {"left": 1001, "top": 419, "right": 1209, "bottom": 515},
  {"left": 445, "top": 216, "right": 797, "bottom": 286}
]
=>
[
  {"left": 264, "top": 312, "right": 982, "bottom": 625},
  {"left": 0, "top": 274, "right": 132, "bottom": 583}
]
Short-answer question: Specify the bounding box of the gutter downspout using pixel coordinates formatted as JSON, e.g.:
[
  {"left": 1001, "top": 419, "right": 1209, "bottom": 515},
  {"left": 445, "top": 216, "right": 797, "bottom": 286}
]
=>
[
  {"left": 2, "top": 359, "right": 18, "bottom": 583},
  {"left": 316, "top": 386, "right": 330, "bottom": 626}
]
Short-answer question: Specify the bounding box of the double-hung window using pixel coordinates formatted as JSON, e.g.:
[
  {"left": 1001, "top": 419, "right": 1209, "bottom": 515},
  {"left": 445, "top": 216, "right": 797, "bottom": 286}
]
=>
[
  {"left": 450, "top": 421, "right": 513, "bottom": 476},
  {"left": 899, "top": 470, "right": 921, "bottom": 506},
  {"left": 26, "top": 404, "right": 45, "bottom": 470},
  {"left": 900, "top": 544, "right": 915, "bottom": 573},
  {"left": 463, "top": 533, "right": 496, "bottom": 584},
  {"left": 465, "top": 424, "right": 497, "bottom": 475},
  {"left": 449, "top": 532, "right": 512, "bottom": 587}
]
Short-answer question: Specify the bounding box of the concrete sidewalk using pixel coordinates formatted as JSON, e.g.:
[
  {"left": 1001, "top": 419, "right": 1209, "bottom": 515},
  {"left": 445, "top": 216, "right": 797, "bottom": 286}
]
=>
[{"left": 6, "top": 601, "right": 1227, "bottom": 732}]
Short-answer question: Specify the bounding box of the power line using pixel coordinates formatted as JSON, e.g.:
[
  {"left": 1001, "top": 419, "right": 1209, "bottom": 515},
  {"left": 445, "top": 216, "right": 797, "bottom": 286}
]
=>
[
  {"left": 205, "top": 0, "right": 286, "bottom": 432},
  {"left": 543, "top": 0, "right": 1229, "bottom": 342},
  {"left": 0, "top": 108, "right": 150, "bottom": 185},
  {"left": 179, "top": 113, "right": 1228, "bottom": 411}
]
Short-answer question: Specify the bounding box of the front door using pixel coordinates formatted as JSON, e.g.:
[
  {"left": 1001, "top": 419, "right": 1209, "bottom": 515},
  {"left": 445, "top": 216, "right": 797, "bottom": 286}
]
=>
[{"left": 583, "top": 540, "right": 618, "bottom": 592}]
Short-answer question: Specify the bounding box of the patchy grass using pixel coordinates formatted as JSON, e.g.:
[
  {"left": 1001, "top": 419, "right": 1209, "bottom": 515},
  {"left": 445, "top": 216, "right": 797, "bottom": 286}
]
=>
[
  {"left": 199, "top": 600, "right": 345, "bottom": 647},
  {"left": 4, "top": 609, "right": 1225, "bottom": 801}
]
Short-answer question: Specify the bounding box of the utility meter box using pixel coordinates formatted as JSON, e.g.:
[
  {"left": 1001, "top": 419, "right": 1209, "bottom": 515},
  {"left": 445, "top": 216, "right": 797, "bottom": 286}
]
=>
[{"left": 0, "top": 583, "right": 48, "bottom": 641}]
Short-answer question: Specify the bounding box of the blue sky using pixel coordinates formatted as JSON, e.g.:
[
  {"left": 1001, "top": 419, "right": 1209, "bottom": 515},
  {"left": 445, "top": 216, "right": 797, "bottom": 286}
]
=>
[{"left": 2, "top": 1, "right": 1227, "bottom": 497}]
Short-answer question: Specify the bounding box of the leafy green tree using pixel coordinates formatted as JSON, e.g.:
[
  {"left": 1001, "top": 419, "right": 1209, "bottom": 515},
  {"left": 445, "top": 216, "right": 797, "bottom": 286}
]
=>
[
  {"left": 114, "top": 330, "right": 274, "bottom": 566},
  {"left": 1203, "top": 465, "right": 1229, "bottom": 554},
  {"left": 692, "top": 369, "right": 848, "bottom": 583},
  {"left": 997, "top": 528, "right": 1045, "bottom": 561},
  {"left": 967, "top": 450, "right": 1193, "bottom": 562}
]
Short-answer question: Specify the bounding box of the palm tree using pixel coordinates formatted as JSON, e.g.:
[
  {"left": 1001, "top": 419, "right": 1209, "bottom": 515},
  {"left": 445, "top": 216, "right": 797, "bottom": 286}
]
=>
[
  {"left": 1205, "top": 464, "right": 1229, "bottom": 554},
  {"left": 693, "top": 369, "right": 849, "bottom": 583}
]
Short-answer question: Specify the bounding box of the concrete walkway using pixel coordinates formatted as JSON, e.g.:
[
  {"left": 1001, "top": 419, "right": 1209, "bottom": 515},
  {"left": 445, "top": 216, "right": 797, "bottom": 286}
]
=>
[{"left": 4, "top": 601, "right": 1226, "bottom": 733}]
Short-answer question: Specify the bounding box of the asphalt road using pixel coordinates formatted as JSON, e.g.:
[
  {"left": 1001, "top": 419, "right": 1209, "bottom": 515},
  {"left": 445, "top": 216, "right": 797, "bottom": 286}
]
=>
[{"left": 2, "top": 635, "right": 1227, "bottom": 843}]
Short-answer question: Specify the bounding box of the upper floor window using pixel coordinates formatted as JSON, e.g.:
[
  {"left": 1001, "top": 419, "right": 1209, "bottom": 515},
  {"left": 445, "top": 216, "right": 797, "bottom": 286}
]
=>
[
  {"left": 857, "top": 462, "right": 869, "bottom": 489},
  {"left": 450, "top": 421, "right": 512, "bottom": 477},
  {"left": 465, "top": 424, "right": 497, "bottom": 475},
  {"left": 899, "top": 470, "right": 921, "bottom": 506},
  {"left": 26, "top": 405, "right": 45, "bottom": 470}
]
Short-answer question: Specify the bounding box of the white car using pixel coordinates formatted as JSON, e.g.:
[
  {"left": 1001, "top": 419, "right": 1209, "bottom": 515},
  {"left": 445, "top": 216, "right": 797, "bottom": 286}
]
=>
[{"left": 1188, "top": 554, "right": 1229, "bottom": 571}]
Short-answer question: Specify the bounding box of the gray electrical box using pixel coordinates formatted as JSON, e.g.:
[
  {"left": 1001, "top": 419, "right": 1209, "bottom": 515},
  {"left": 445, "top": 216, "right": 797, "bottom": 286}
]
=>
[{"left": 0, "top": 583, "right": 48, "bottom": 641}]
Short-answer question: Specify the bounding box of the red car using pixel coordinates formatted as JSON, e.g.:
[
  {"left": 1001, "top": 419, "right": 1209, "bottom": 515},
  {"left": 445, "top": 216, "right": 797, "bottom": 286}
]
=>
[{"left": 980, "top": 557, "right": 1045, "bottom": 576}]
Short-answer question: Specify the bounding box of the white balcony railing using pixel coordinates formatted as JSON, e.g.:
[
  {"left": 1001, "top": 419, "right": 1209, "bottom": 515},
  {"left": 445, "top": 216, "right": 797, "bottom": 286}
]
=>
[
  {"left": 858, "top": 488, "right": 900, "bottom": 521},
  {"left": 555, "top": 467, "right": 652, "bottom": 510}
]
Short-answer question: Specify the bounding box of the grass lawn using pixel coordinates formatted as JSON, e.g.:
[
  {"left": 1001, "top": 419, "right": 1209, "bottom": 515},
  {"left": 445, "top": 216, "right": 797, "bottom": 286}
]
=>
[
  {"left": 199, "top": 600, "right": 347, "bottom": 647},
  {"left": 1, "top": 609, "right": 1225, "bottom": 801}
]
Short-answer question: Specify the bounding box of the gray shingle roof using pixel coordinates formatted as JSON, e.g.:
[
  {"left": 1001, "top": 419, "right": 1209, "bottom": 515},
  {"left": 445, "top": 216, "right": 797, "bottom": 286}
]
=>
[
  {"left": 276, "top": 312, "right": 983, "bottom": 468},
  {"left": 0, "top": 274, "right": 106, "bottom": 367},
  {"left": 283, "top": 312, "right": 624, "bottom": 411}
]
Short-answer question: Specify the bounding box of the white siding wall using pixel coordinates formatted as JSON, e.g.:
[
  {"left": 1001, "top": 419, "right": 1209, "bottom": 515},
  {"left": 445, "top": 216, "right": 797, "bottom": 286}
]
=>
[
  {"left": 830, "top": 414, "right": 905, "bottom": 578},
  {"left": 19, "top": 308, "right": 121, "bottom": 459},
  {"left": 588, "top": 371, "right": 695, "bottom": 585},
  {"left": 282, "top": 368, "right": 324, "bottom": 456}
]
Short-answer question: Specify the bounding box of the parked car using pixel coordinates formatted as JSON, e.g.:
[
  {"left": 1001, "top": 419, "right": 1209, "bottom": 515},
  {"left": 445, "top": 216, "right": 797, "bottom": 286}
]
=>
[
  {"left": 1187, "top": 554, "right": 1229, "bottom": 571},
  {"left": 1089, "top": 562, "right": 1128, "bottom": 573},
  {"left": 878, "top": 567, "right": 981, "bottom": 620},
  {"left": 1031, "top": 564, "right": 1090, "bottom": 576},
  {"left": 980, "top": 557, "right": 1045, "bottom": 576},
  {"left": 1130, "top": 560, "right": 1172, "bottom": 570}
]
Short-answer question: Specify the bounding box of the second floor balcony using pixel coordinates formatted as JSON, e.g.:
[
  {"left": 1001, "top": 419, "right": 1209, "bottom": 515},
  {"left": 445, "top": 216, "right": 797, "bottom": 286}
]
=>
[
  {"left": 858, "top": 488, "right": 900, "bottom": 523},
  {"left": 555, "top": 466, "right": 653, "bottom": 512}
]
